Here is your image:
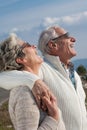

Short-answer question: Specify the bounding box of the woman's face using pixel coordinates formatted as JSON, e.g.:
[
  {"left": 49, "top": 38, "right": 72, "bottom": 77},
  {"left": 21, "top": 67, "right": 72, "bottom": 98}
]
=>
[{"left": 18, "top": 42, "right": 43, "bottom": 67}]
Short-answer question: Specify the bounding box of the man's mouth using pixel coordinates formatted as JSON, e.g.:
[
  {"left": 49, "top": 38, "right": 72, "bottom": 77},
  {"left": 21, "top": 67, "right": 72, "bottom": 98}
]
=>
[{"left": 70, "top": 43, "right": 75, "bottom": 48}]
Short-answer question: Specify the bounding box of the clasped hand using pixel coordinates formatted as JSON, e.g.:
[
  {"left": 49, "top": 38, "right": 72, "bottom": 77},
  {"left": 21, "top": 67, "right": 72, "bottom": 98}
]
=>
[{"left": 32, "top": 79, "right": 59, "bottom": 121}]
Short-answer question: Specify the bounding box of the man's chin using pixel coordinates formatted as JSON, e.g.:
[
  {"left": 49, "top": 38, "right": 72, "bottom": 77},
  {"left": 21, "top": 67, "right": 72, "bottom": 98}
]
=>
[
  {"left": 70, "top": 53, "right": 77, "bottom": 59},
  {"left": 72, "top": 51, "right": 77, "bottom": 56}
]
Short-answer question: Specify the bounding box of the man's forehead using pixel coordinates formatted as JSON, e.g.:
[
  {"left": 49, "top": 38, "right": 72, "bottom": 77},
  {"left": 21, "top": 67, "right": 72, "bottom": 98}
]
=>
[{"left": 53, "top": 27, "right": 67, "bottom": 36}]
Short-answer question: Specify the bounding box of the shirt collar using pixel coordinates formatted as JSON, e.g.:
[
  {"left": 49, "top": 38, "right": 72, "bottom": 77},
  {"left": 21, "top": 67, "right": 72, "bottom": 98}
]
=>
[{"left": 43, "top": 54, "right": 70, "bottom": 80}]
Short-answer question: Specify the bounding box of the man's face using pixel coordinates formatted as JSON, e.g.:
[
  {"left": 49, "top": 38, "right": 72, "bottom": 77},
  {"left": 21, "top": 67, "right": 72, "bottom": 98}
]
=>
[
  {"left": 51, "top": 27, "right": 77, "bottom": 61},
  {"left": 58, "top": 34, "right": 76, "bottom": 59}
]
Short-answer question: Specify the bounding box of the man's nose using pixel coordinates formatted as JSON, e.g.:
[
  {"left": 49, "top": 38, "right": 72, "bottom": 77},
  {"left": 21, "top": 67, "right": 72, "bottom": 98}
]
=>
[{"left": 70, "top": 37, "right": 76, "bottom": 42}]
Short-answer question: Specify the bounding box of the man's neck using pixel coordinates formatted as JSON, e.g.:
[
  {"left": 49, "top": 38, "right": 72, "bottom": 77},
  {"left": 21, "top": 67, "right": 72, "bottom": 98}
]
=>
[{"left": 60, "top": 59, "right": 71, "bottom": 69}]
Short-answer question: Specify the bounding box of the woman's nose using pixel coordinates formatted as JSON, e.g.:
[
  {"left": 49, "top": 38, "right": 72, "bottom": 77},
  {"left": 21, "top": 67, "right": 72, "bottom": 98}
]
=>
[{"left": 31, "top": 45, "right": 37, "bottom": 48}]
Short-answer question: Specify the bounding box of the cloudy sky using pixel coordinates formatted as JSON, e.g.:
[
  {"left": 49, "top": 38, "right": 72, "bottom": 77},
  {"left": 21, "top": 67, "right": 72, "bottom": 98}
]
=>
[{"left": 0, "top": 0, "right": 87, "bottom": 60}]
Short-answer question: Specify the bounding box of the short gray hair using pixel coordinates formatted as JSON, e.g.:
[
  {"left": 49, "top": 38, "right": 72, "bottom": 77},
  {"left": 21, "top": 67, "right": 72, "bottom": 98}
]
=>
[
  {"left": 0, "top": 33, "right": 24, "bottom": 71},
  {"left": 38, "top": 27, "right": 59, "bottom": 54}
]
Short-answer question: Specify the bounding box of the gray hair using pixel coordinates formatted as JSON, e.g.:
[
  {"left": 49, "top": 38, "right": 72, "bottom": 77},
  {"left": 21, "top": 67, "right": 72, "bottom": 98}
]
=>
[
  {"left": 38, "top": 26, "right": 66, "bottom": 55},
  {"left": 38, "top": 27, "right": 58, "bottom": 54},
  {"left": 0, "top": 33, "right": 24, "bottom": 72}
]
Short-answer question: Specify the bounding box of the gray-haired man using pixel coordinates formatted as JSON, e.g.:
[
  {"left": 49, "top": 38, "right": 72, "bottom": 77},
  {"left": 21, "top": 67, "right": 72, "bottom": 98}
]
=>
[{"left": 37, "top": 26, "right": 87, "bottom": 130}]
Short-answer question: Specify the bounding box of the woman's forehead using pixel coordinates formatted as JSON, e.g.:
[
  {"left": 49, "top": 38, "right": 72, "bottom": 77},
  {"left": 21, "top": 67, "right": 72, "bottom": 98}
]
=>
[{"left": 17, "top": 39, "right": 24, "bottom": 46}]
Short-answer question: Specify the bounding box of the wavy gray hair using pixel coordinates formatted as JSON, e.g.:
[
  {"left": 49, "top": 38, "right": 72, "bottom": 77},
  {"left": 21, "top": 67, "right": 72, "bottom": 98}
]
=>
[{"left": 0, "top": 33, "right": 24, "bottom": 71}]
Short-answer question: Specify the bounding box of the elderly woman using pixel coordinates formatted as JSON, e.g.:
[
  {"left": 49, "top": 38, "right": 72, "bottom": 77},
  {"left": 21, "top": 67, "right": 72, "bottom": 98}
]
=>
[{"left": 0, "top": 34, "right": 65, "bottom": 130}]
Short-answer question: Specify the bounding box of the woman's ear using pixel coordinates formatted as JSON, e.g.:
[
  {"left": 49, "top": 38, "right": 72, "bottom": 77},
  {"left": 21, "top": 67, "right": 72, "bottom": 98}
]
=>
[{"left": 16, "top": 58, "right": 23, "bottom": 64}]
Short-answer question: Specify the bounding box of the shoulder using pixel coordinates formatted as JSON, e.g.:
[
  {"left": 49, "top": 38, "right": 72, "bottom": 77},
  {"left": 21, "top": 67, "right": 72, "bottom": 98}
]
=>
[
  {"left": 10, "top": 85, "right": 32, "bottom": 97},
  {"left": 40, "top": 62, "right": 52, "bottom": 71},
  {"left": 9, "top": 86, "right": 36, "bottom": 106}
]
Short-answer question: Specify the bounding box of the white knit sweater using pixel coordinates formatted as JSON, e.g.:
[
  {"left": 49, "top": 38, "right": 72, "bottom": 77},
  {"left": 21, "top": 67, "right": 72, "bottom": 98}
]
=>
[
  {"left": 9, "top": 85, "right": 65, "bottom": 130},
  {"left": 39, "top": 54, "right": 87, "bottom": 130},
  {"left": 0, "top": 69, "right": 66, "bottom": 130},
  {"left": 0, "top": 70, "right": 40, "bottom": 90}
]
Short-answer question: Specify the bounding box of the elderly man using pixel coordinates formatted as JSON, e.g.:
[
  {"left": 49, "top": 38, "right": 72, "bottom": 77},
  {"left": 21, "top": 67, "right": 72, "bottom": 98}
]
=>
[
  {"left": 37, "top": 26, "right": 87, "bottom": 130},
  {"left": 0, "top": 26, "right": 87, "bottom": 130}
]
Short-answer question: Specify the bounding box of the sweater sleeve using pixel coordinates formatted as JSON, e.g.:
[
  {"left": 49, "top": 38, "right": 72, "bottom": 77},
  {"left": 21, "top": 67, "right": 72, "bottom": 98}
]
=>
[
  {"left": 38, "top": 114, "right": 66, "bottom": 130},
  {"left": 0, "top": 70, "right": 40, "bottom": 90},
  {"left": 9, "top": 86, "right": 66, "bottom": 130}
]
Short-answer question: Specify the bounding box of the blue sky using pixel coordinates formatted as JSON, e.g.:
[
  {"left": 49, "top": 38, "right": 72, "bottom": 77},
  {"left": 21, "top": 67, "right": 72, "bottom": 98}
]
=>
[{"left": 0, "top": 0, "right": 87, "bottom": 60}]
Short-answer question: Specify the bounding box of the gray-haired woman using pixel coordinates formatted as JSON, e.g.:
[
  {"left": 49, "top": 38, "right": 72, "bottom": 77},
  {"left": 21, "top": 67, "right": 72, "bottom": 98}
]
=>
[{"left": 0, "top": 34, "right": 65, "bottom": 130}]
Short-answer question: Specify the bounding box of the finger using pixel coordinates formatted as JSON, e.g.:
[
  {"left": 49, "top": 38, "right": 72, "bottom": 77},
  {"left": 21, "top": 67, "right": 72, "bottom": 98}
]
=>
[
  {"left": 42, "top": 96, "right": 52, "bottom": 109},
  {"left": 42, "top": 91, "right": 50, "bottom": 100},
  {"left": 35, "top": 94, "right": 41, "bottom": 108},
  {"left": 40, "top": 98, "right": 47, "bottom": 111},
  {"left": 49, "top": 92, "right": 57, "bottom": 102}
]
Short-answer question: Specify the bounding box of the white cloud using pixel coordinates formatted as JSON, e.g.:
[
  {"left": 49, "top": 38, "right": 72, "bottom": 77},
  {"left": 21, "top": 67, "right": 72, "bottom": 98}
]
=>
[
  {"left": 43, "top": 17, "right": 59, "bottom": 26},
  {"left": 83, "top": 11, "right": 87, "bottom": 16},
  {"left": 42, "top": 11, "right": 87, "bottom": 27},
  {"left": 61, "top": 14, "right": 81, "bottom": 25},
  {"left": 10, "top": 28, "right": 19, "bottom": 33}
]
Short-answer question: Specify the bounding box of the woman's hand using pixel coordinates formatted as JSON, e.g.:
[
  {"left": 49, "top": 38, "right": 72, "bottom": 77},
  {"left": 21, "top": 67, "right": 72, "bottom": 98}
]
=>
[
  {"left": 41, "top": 94, "right": 59, "bottom": 121},
  {"left": 32, "top": 79, "right": 55, "bottom": 109}
]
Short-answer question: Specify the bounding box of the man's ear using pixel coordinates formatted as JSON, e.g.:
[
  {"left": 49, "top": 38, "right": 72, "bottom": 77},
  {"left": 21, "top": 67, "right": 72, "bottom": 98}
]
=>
[{"left": 48, "top": 41, "right": 57, "bottom": 49}]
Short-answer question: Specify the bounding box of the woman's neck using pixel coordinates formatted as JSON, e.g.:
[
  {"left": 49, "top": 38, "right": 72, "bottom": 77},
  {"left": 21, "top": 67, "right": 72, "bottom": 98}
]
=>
[{"left": 23, "top": 64, "right": 41, "bottom": 75}]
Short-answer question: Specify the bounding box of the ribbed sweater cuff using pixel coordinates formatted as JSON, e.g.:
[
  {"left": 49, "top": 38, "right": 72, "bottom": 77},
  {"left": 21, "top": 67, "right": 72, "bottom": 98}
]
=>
[{"left": 41, "top": 116, "right": 59, "bottom": 130}]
